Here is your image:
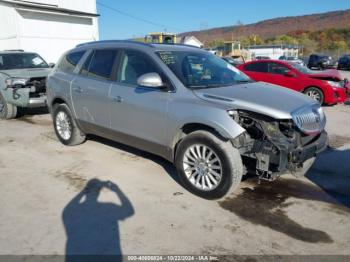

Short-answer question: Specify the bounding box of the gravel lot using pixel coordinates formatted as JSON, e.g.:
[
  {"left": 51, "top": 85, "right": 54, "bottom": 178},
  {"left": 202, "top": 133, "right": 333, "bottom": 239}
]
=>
[{"left": 0, "top": 71, "right": 349, "bottom": 257}]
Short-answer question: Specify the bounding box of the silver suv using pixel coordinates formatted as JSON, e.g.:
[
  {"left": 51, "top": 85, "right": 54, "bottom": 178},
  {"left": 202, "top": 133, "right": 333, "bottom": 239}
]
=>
[
  {"left": 47, "top": 41, "right": 328, "bottom": 199},
  {"left": 0, "top": 50, "right": 51, "bottom": 119}
]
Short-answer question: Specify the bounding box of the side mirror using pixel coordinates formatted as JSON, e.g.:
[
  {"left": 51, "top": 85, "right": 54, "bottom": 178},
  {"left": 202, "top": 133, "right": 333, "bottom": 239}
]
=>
[
  {"left": 284, "top": 71, "right": 296, "bottom": 77},
  {"left": 49, "top": 63, "right": 55, "bottom": 68},
  {"left": 137, "top": 73, "right": 165, "bottom": 89}
]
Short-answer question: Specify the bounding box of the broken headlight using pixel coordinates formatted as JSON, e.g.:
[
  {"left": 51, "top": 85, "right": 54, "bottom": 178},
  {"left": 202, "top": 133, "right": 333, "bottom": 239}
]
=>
[
  {"left": 326, "top": 81, "right": 342, "bottom": 88},
  {"left": 5, "top": 77, "right": 29, "bottom": 87}
]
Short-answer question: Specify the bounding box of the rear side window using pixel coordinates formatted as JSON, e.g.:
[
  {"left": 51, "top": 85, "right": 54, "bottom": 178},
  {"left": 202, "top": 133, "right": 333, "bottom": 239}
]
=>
[
  {"left": 81, "top": 49, "right": 118, "bottom": 80},
  {"left": 58, "top": 51, "right": 86, "bottom": 73},
  {"left": 244, "top": 62, "right": 268, "bottom": 73}
]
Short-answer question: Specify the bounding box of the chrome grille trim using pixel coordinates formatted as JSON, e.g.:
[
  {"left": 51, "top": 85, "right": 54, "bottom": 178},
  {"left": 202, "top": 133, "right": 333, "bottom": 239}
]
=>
[{"left": 291, "top": 104, "right": 326, "bottom": 135}]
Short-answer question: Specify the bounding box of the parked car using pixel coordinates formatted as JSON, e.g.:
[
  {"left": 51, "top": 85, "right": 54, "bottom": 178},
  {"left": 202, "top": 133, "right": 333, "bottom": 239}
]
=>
[
  {"left": 255, "top": 56, "right": 271, "bottom": 60},
  {"left": 337, "top": 55, "right": 350, "bottom": 71},
  {"left": 279, "top": 56, "right": 305, "bottom": 66},
  {"left": 238, "top": 60, "right": 348, "bottom": 105},
  {"left": 222, "top": 56, "right": 245, "bottom": 67},
  {"left": 308, "top": 54, "right": 336, "bottom": 70},
  {"left": 0, "top": 50, "right": 51, "bottom": 119},
  {"left": 47, "top": 41, "right": 328, "bottom": 199}
]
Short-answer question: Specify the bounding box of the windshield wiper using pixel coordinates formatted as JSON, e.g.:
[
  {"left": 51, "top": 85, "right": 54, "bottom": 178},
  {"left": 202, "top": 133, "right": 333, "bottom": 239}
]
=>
[
  {"left": 189, "top": 84, "right": 232, "bottom": 90},
  {"left": 234, "top": 80, "right": 252, "bottom": 84}
]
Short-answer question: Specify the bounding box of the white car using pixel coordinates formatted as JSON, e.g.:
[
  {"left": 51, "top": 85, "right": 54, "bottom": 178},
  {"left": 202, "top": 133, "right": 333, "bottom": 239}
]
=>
[{"left": 279, "top": 56, "right": 305, "bottom": 66}]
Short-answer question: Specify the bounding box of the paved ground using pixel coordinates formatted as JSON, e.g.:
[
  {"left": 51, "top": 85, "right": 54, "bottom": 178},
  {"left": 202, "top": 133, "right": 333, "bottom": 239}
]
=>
[{"left": 0, "top": 72, "right": 349, "bottom": 257}]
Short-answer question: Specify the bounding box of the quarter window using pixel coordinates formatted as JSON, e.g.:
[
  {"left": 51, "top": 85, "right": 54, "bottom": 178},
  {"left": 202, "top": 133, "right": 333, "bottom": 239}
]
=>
[
  {"left": 58, "top": 51, "right": 86, "bottom": 73},
  {"left": 117, "top": 50, "right": 160, "bottom": 86},
  {"left": 244, "top": 62, "right": 268, "bottom": 73}
]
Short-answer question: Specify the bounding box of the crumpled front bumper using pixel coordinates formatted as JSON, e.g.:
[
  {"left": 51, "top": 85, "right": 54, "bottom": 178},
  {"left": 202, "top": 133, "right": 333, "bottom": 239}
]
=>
[
  {"left": 1, "top": 88, "right": 46, "bottom": 108},
  {"left": 254, "top": 129, "right": 329, "bottom": 176},
  {"left": 289, "top": 131, "right": 328, "bottom": 164}
]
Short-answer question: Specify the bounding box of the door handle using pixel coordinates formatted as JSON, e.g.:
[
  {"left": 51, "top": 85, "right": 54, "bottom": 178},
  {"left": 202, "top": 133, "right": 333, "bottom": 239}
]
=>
[
  {"left": 73, "top": 87, "right": 83, "bottom": 93},
  {"left": 112, "top": 96, "right": 123, "bottom": 103}
]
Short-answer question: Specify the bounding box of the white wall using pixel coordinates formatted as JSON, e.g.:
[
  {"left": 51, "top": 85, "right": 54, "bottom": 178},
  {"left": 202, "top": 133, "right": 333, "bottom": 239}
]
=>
[
  {"left": 0, "top": 1, "right": 99, "bottom": 63},
  {"left": 14, "top": 0, "right": 97, "bottom": 13},
  {"left": 59, "top": 0, "right": 97, "bottom": 13},
  {"left": 249, "top": 47, "right": 299, "bottom": 59},
  {"left": 249, "top": 48, "right": 284, "bottom": 59},
  {"left": 17, "top": 10, "right": 98, "bottom": 62},
  {"left": 0, "top": 2, "right": 19, "bottom": 50}
]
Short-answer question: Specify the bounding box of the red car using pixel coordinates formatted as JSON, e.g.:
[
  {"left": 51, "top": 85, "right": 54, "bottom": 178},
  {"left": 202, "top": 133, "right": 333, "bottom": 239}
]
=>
[{"left": 237, "top": 60, "right": 349, "bottom": 105}]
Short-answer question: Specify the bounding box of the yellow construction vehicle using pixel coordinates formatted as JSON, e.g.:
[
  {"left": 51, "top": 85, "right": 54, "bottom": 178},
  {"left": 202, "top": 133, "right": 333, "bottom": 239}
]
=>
[{"left": 145, "top": 32, "right": 177, "bottom": 44}]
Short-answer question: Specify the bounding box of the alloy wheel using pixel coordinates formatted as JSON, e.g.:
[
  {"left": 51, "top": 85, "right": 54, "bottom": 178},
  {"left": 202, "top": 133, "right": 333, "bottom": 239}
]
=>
[
  {"left": 56, "top": 111, "right": 72, "bottom": 140},
  {"left": 182, "top": 144, "right": 223, "bottom": 191},
  {"left": 306, "top": 90, "right": 322, "bottom": 102},
  {"left": 0, "top": 96, "right": 4, "bottom": 113}
]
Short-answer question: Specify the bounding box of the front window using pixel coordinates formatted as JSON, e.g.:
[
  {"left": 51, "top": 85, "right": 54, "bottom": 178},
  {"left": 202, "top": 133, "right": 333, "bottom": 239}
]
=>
[
  {"left": 157, "top": 51, "right": 252, "bottom": 89},
  {"left": 290, "top": 62, "right": 313, "bottom": 74},
  {"left": 0, "top": 53, "right": 48, "bottom": 70},
  {"left": 118, "top": 50, "right": 161, "bottom": 86},
  {"left": 267, "top": 62, "right": 290, "bottom": 75}
]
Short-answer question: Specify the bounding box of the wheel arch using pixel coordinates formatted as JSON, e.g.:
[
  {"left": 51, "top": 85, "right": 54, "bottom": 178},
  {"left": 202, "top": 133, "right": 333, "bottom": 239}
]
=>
[
  {"left": 171, "top": 121, "right": 244, "bottom": 162},
  {"left": 303, "top": 86, "right": 326, "bottom": 104}
]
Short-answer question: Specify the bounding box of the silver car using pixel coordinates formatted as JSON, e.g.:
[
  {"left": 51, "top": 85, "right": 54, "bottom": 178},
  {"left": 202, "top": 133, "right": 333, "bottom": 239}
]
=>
[
  {"left": 47, "top": 41, "right": 328, "bottom": 199},
  {"left": 0, "top": 50, "right": 50, "bottom": 119}
]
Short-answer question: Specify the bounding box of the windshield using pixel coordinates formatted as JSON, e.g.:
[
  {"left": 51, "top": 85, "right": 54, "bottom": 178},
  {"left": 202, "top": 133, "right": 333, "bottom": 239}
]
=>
[
  {"left": 0, "top": 53, "right": 49, "bottom": 70},
  {"left": 157, "top": 51, "right": 252, "bottom": 89},
  {"left": 290, "top": 62, "right": 313, "bottom": 74}
]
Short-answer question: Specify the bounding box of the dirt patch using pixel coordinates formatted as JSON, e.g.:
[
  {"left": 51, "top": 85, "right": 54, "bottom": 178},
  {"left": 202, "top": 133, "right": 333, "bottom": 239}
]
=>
[
  {"left": 53, "top": 170, "right": 87, "bottom": 191},
  {"left": 328, "top": 135, "right": 350, "bottom": 149},
  {"left": 218, "top": 179, "right": 349, "bottom": 244},
  {"left": 16, "top": 115, "right": 52, "bottom": 127},
  {"left": 0, "top": 137, "right": 15, "bottom": 145},
  {"left": 40, "top": 131, "right": 58, "bottom": 142}
]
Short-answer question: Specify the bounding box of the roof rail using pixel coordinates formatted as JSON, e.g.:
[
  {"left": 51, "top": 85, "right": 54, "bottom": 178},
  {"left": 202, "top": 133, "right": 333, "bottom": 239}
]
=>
[
  {"left": 4, "top": 49, "right": 24, "bottom": 52},
  {"left": 153, "top": 43, "right": 202, "bottom": 49},
  {"left": 76, "top": 40, "right": 153, "bottom": 48}
]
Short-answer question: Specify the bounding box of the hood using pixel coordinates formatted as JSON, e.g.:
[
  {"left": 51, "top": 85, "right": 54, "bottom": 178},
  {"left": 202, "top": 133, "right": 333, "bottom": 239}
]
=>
[
  {"left": 193, "top": 82, "right": 317, "bottom": 119},
  {"left": 0, "top": 68, "right": 51, "bottom": 79},
  {"left": 307, "top": 69, "right": 342, "bottom": 81}
]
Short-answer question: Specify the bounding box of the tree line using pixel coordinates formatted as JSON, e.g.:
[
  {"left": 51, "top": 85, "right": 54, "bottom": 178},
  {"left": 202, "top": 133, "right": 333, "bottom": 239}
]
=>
[{"left": 207, "top": 28, "right": 350, "bottom": 57}]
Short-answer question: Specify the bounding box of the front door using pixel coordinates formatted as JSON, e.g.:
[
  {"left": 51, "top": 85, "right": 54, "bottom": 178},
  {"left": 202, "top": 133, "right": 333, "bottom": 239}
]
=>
[
  {"left": 266, "top": 62, "right": 302, "bottom": 92},
  {"left": 109, "top": 49, "right": 170, "bottom": 155}
]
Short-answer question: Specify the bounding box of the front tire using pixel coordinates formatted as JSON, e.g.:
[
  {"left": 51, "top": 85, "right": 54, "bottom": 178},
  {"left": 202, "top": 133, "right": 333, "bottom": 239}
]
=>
[
  {"left": 175, "top": 131, "right": 243, "bottom": 199},
  {"left": 304, "top": 87, "right": 324, "bottom": 104},
  {"left": 53, "top": 103, "right": 86, "bottom": 146},
  {"left": 0, "top": 93, "right": 17, "bottom": 119}
]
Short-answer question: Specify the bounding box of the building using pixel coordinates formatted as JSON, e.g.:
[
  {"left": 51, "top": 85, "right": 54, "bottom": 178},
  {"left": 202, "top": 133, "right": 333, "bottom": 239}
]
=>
[
  {"left": 0, "top": 0, "right": 99, "bottom": 63},
  {"left": 247, "top": 44, "right": 300, "bottom": 60}
]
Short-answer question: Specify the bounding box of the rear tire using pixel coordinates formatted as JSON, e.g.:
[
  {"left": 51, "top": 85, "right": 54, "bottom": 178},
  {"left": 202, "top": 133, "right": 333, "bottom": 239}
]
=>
[
  {"left": 53, "top": 103, "right": 86, "bottom": 146},
  {"left": 304, "top": 87, "right": 324, "bottom": 105},
  {"left": 175, "top": 130, "right": 243, "bottom": 199},
  {"left": 0, "top": 92, "right": 17, "bottom": 119}
]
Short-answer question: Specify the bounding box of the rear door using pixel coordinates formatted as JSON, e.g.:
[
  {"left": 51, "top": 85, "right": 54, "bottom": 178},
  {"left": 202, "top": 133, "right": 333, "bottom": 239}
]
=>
[
  {"left": 242, "top": 62, "right": 269, "bottom": 82},
  {"left": 71, "top": 49, "right": 119, "bottom": 129}
]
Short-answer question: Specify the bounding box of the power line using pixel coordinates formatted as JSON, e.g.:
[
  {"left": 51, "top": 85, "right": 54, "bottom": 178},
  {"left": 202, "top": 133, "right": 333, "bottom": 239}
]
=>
[{"left": 96, "top": 2, "right": 184, "bottom": 32}]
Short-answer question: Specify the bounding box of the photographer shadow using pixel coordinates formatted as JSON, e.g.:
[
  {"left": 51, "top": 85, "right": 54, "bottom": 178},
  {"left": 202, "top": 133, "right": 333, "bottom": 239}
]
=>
[{"left": 63, "top": 179, "right": 134, "bottom": 262}]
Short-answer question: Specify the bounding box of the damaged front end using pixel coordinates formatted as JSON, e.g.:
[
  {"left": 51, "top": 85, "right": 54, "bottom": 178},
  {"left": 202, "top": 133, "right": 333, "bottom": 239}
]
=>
[
  {"left": 230, "top": 107, "right": 328, "bottom": 181},
  {"left": 1, "top": 77, "right": 47, "bottom": 108}
]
